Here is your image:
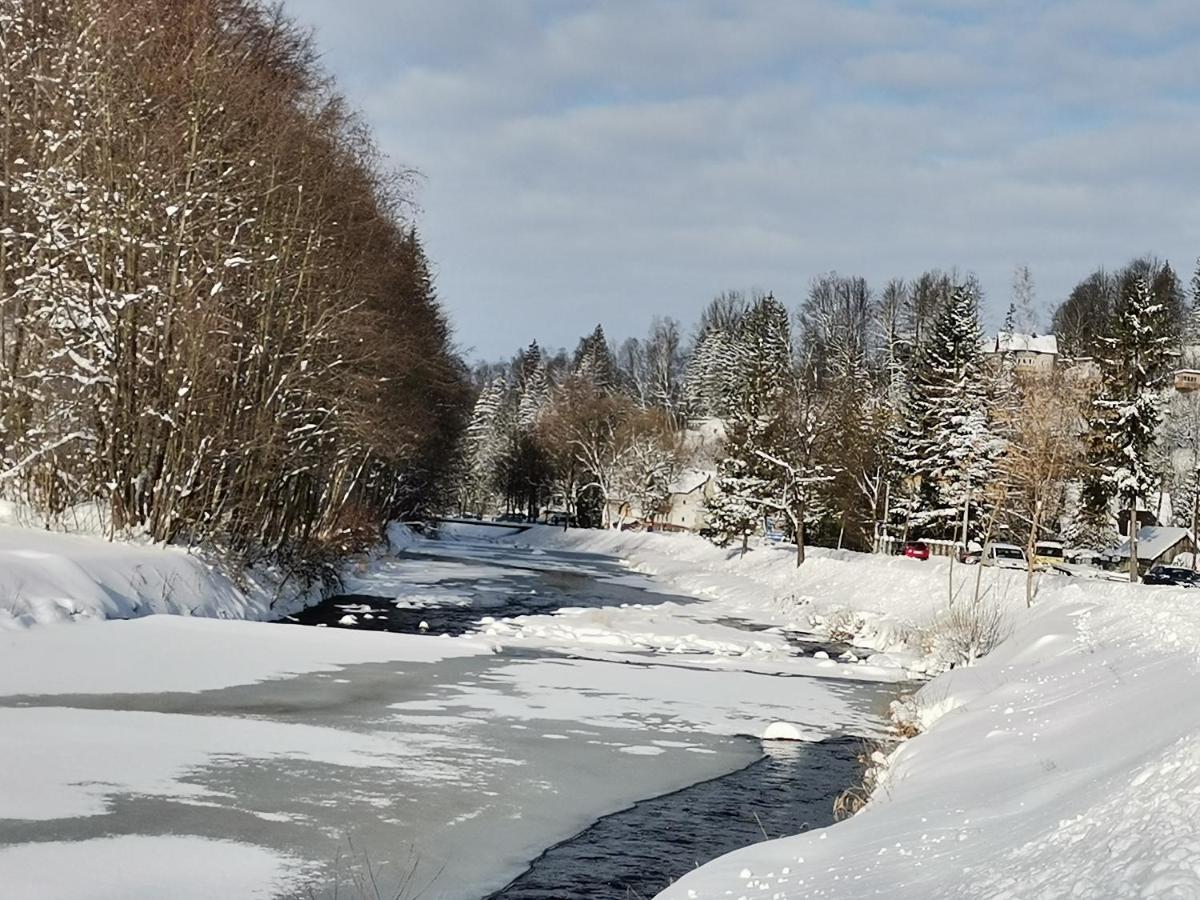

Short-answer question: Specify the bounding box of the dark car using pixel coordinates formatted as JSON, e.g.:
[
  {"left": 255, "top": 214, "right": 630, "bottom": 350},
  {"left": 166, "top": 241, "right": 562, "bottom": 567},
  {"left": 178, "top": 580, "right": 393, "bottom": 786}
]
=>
[
  {"left": 902, "top": 541, "right": 930, "bottom": 561},
  {"left": 1142, "top": 565, "right": 1200, "bottom": 587}
]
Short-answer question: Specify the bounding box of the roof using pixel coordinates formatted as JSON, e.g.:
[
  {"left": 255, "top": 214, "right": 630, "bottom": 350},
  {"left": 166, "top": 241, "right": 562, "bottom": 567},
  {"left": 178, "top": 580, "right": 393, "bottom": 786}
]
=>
[
  {"left": 983, "top": 332, "right": 1059, "bottom": 355},
  {"left": 670, "top": 468, "right": 712, "bottom": 495},
  {"left": 1111, "top": 526, "right": 1194, "bottom": 562}
]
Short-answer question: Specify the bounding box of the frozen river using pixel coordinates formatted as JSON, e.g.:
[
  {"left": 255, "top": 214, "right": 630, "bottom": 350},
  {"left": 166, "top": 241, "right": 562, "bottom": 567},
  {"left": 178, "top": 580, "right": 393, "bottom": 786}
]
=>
[{"left": 0, "top": 536, "right": 896, "bottom": 899}]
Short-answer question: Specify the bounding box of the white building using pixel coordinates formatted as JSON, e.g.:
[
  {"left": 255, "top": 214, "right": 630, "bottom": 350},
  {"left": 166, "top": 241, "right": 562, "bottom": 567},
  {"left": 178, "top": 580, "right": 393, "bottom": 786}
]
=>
[{"left": 981, "top": 332, "right": 1059, "bottom": 374}]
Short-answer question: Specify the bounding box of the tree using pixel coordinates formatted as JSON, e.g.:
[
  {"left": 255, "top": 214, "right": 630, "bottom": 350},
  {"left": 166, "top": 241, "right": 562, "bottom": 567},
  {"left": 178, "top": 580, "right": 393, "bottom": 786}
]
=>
[
  {"left": 704, "top": 293, "right": 797, "bottom": 552},
  {"left": 1010, "top": 265, "right": 1038, "bottom": 334},
  {"left": 573, "top": 325, "right": 618, "bottom": 390},
  {"left": 894, "top": 282, "right": 1000, "bottom": 541},
  {"left": 1052, "top": 269, "right": 1117, "bottom": 359},
  {"left": 998, "top": 373, "right": 1086, "bottom": 605},
  {"left": 755, "top": 376, "right": 839, "bottom": 565},
  {"left": 1088, "top": 263, "right": 1177, "bottom": 581}
]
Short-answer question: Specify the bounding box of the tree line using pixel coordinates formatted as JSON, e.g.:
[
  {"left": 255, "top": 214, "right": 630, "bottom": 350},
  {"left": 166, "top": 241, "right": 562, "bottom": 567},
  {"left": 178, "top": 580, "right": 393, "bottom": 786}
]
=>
[
  {"left": 1, "top": 0, "right": 469, "bottom": 565},
  {"left": 460, "top": 258, "right": 1200, "bottom": 591}
]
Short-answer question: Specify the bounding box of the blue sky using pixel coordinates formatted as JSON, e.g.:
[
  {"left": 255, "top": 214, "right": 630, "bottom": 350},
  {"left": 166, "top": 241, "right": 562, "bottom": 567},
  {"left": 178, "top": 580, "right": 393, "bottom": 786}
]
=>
[{"left": 282, "top": 0, "right": 1200, "bottom": 359}]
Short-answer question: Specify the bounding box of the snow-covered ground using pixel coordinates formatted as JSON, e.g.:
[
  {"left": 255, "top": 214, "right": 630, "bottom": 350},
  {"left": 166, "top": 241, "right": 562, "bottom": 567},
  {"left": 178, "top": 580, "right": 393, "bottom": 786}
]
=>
[
  {"left": 10, "top": 518, "right": 1198, "bottom": 899},
  {"left": 0, "top": 522, "right": 327, "bottom": 629}
]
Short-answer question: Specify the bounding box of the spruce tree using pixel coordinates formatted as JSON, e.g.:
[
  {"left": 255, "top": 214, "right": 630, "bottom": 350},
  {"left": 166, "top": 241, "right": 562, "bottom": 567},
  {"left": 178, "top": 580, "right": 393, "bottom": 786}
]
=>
[
  {"left": 574, "top": 325, "right": 618, "bottom": 390},
  {"left": 894, "top": 283, "right": 998, "bottom": 540},
  {"left": 706, "top": 293, "right": 793, "bottom": 549},
  {"left": 1089, "top": 268, "right": 1176, "bottom": 578}
]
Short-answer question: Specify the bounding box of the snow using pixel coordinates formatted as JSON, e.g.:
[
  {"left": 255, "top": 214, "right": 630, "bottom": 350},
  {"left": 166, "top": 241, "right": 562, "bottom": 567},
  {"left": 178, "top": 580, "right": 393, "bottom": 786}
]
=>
[
  {"left": 0, "top": 617, "right": 489, "bottom": 695},
  {"left": 983, "top": 331, "right": 1059, "bottom": 355},
  {"left": 669, "top": 467, "right": 713, "bottom": 495},
  {"left": 656, "top": 555, "right": 1200, "bottom": 898},
  {"left": 0, "top": 524, "right": 322, "bottom": 629},
  {"left": 0, "top": 705, "right": 432, "bottom": 820},
  {"left": 0, "top": 836, "right": 300, "bottom": 900},
  {"left": 505, "top": 524, "right": 1040, "bottom": 673}
]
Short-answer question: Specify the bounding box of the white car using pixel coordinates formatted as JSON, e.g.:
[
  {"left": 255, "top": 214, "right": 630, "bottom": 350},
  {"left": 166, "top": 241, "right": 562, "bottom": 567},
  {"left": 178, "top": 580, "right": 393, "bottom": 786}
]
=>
[{"left": 982, "top": 542, "right": 1027, "bottom": 569}]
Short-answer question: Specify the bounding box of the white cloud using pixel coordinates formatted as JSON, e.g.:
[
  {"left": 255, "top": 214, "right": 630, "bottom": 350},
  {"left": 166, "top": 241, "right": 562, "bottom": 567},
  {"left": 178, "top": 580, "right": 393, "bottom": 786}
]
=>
[{"left": 283, "top": 0, "right": 1200, "bottom": 354}]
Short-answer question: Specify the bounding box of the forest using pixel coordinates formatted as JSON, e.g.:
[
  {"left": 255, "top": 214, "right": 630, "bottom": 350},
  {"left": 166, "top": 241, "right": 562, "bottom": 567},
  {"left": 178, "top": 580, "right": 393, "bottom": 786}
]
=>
[
  {"left": 459, "top": 259, "right": 1200, "bottom": 580},
  {"left": 0, "top": 0, "right": 469, "bottom": 566}
]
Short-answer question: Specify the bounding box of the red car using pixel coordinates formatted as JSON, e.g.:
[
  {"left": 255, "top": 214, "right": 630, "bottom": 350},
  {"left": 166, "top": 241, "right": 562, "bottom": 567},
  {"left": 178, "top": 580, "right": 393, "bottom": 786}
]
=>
[{"left": 902, "top": 541, "right": 930, "bottom": 560}]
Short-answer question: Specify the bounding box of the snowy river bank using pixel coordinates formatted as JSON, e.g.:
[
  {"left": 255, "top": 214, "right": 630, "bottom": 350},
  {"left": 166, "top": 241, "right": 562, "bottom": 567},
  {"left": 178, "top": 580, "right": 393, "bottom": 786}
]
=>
[{"left": 0, "top": 531, "right": 901, "bottom": 899}]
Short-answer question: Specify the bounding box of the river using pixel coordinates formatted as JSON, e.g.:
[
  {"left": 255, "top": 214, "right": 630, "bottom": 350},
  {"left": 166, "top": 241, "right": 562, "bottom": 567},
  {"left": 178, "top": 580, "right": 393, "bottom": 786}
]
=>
[{"left": 0, "top": 535, "right": 896, "bottom": 899}]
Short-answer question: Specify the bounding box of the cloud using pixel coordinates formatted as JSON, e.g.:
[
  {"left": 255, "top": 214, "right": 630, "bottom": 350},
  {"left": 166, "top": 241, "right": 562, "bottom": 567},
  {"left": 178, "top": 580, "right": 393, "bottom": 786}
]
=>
[{"left": 282, "top": 0, "right": 1200, "bottom": 356}]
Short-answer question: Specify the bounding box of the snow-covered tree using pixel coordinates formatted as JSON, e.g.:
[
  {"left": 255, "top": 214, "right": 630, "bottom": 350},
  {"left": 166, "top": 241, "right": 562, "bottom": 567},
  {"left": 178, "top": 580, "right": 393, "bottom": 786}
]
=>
[
  {"left": 755, "top": 378, "right": 839, "bottom": 565},
  {"left": 573, "top": 325, "right": 618, "bottom": 390},
  {"left": 1087, "top": 265, "right": 1177, "bottom": 579},
  {"left": 893, "top": 282, "right": 1001, "bottom": 541}
]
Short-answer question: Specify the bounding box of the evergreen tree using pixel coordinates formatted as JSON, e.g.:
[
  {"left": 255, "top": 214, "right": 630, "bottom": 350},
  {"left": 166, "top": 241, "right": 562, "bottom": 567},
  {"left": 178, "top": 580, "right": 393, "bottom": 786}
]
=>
[
  {"left": 573, "top": 325, "right": 618, "bottom": 390},
  {"left": 729, "top": 293, "right": 792, "bottom": 414},
  {"left": 705, "top": 293, "right": 793, "bottom": 549},
  {"left": 1088, "top": 266, "right": 1176, "bottom": 577},
  {"left": 459, "top": 377, "right": 508, "bottom": 515},
  {"left": 893, "top": 283, "right": 999, "bottom": 540},
  {"left": 705, "top": 415, "right": 772, "bottom": 553},
  {"left": 516, "top": 342, "right": 550, "bottom": 428}
]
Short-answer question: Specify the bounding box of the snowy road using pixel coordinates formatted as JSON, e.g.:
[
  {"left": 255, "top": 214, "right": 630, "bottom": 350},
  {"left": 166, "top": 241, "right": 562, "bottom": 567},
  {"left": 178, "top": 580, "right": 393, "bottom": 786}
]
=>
[{"left": 0, "top": 535, "right": 898, "bottom": 899}]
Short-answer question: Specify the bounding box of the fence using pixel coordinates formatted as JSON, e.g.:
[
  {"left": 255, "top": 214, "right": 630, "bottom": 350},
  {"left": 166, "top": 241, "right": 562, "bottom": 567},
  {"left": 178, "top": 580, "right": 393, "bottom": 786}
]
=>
[{"left": 876, "top": 535, "right": 963, "bottom": 558}]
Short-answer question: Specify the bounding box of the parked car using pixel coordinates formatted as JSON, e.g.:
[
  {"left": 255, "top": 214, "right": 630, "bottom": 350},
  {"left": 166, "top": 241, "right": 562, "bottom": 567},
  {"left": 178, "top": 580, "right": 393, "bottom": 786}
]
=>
[
  {"left": 1033, "top": 540, "right": 1066, "bottom": 567},
  {"left": 494, "top": 513, "right": 528, "bottom": 524},
  {"left": 982, "top": 542, "right": 1027, "bottom": 569},
  {"left": 1142, "top": 565, "right": 1200, "bottom": 587},
  {"left": 902, "top": 541, "right": 930, "bottom": 560}
]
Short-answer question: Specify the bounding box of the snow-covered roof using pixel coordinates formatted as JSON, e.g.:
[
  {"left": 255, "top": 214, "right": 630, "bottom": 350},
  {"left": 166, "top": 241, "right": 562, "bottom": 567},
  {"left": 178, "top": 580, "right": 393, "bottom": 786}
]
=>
[
  {"left": 1111, "top": 526, "right": 1194, "bottom": 562},
  {"left": 670, "top": 468, "right": 712, "bottom": 495},
  {"left": 983, "top": 332, "right": 1059, "bottom": 355}
]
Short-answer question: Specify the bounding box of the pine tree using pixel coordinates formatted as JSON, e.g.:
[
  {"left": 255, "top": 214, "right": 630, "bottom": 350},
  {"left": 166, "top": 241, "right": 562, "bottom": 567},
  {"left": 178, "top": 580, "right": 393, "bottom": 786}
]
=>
[
  {"left": 705, "top": 416, "right": 771, "bottom": 553},
  {"left": 1089, "top": 267, "right": 1176, "bottom": 578},
  {"left": 705, "top": 293, "right": 793, "bottom": 550},
  {"left": 516, "top": 343, "right": 550, "bottom": 428},
  {"left": 573, "top": 325, "right": 618, "bottom": 390},
  {"left": 459, "top": 378, "right": 509, "bottom": 515},
  {"left": 893, "top": 283, "right": 999, "bottom": 540}
]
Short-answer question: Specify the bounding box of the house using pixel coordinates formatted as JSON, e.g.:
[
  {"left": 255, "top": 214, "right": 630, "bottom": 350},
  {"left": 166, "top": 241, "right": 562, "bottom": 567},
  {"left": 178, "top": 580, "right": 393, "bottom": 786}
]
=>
[
  {"left": 657, "top": 469, "right": 716, "bottom": 533},
  {"left": 981, "top": 332, "right": 1058, "bottom": 374},
  {"left": 605, "top": 468, "right": 716, "bottom": 533},
  {"left": 1108, "top": 525, "right": 1195, "bottom": 574},
  {"left": 1175, "top": 369, "right": 1200, "bottom": 393}
]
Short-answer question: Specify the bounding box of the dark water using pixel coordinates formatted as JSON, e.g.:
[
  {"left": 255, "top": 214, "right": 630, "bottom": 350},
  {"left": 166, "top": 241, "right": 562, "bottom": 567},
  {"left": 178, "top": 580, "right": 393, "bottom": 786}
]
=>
[
  {"left": 281, "top": 547, "right": 885, "bottom": 900},
  {"left": 487, "top": 738, "right": 864, "bottom": 900}
]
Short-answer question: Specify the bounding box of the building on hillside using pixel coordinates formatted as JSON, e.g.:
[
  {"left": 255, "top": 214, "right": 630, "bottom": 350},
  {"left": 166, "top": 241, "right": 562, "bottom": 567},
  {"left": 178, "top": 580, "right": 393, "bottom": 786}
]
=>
[
  {"left": 657, "top": 469, "right": 716, "bottom": 533},
  {"left": 1175, "top": 370, "right": 1200, "bottom": 393},
  {"left": 1107, "top": 525, "right": 1195, "bottom": 574},
  {"left": 981, "top": 332, "right": 1058, "bottom": 374}
]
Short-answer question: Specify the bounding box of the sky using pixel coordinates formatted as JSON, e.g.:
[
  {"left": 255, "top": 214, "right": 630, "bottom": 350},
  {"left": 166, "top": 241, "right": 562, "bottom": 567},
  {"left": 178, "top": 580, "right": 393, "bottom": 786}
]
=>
[{"left": 281, "top": 0, "right": 1200, "bottom": 361}]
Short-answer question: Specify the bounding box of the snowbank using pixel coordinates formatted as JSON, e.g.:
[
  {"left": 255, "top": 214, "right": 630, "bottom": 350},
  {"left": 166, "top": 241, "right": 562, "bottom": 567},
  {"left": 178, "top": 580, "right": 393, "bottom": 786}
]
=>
[
  {"left": 508, "top": 525, "right": 1038, "bottom": 671},
  {"left": 0, "top": 525, "right": 326, "bottom": 630},
  {"left": 656, "top": 565, "right": 1200, "bottom": 897}
]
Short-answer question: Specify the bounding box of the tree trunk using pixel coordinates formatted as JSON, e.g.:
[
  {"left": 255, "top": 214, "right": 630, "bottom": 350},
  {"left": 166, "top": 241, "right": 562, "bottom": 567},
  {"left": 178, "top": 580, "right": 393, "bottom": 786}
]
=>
[
  {"left": 1192, "top": 474, "right": 1198, "bottom": 571},
  {"left": 1129, "top": 508, "right": 1139, "bottom": 583},
  {"left": 741, "top": 531, "right": 748, "bottom": 557},
  {"left": 795, "top": 502, "right": 806, "bottom": 567}
]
